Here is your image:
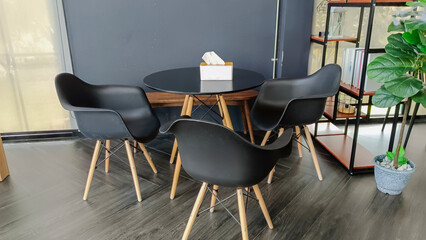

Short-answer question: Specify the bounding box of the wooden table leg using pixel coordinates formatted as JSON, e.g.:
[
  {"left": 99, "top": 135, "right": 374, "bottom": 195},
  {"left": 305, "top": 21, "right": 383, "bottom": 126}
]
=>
[
  {"left": 170, "top": 96, "right": 194, "bottom": 199},
  {"left": 243, "top": 100, "right": 255, "bottom": 144},
  {"left": 240, "top": 104, "right": 248, "bottom": 134},
  {"left": 209, "top": 95, "right": 234, "bottom": 212},
  {"left": 170, "top": 95, "right": 190, "bottom": 164},
  {"left": 0, "top": 134, "right": 10, "bottom": 182},
  {"left": 218, "top": 94, "right": 234, "bottom": 130}
]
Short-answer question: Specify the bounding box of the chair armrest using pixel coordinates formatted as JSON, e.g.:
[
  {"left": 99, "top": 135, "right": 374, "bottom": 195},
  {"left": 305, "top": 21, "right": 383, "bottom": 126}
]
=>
[
  {"left": 73, "top": 108, "right": 132, "bottom": 139},
  {"left": 260, "top": 129, "right": 293, "bottom": 151},
  {"left": 160, "top": 116, "right": 192, "bottom": 134}
]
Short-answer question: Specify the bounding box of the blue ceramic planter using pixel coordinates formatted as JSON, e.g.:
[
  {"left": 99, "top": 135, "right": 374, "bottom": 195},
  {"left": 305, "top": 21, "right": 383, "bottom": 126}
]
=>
[{"left": 373, "top": 155, "right": 416, "bottom": 195}]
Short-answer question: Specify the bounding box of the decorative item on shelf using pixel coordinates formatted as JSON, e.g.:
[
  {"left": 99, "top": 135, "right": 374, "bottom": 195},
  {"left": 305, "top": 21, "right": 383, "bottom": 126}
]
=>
[
  {"left": 329, "top": 7, "right": 345, "bottom": 39},
  {"left": 337, "top": 93, "right": 356, "bottom": 114},
  {"left": 316, "top": 0, "right": 328, "bottom": 13},
  {"left": 200, "top": 51, "right": 233, "bottom": 80},
  {"left": 366, "top": 1, "right": 425, "bottom": 195}
]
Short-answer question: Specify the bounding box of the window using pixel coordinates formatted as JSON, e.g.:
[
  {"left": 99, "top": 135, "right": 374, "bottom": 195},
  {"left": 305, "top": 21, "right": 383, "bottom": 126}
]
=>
[{"left": 0, "top": 0, "right": 73, "bottom": 133}]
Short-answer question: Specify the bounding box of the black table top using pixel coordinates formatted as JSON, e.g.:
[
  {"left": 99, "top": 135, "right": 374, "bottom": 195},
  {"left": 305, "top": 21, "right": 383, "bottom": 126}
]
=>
[{"left": 144, "top": 67, "right": 265, "bottom": 95}]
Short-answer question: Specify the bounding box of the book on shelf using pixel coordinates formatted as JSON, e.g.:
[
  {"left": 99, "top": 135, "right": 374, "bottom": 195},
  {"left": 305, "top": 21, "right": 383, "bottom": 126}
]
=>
[{"left": 341, "top": 47, "right": 382, "bottom": 92}]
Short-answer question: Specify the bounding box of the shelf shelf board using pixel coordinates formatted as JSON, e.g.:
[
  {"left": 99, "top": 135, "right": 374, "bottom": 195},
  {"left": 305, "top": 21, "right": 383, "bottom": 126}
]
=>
[
  {"left": 323, "top": 99, "right": 367, "bottom": 120},
  {"left": 340, "top": 81, "right": 376, "bottom": 97},
  {"left": 315, "top": 134, "right": 375, "bottom": 169},
  {"left": 307, "top": 123, "right": 345, "bottom": 136},
  {"left": 311, "top": 36, "right": 357, "bottom": 44}
]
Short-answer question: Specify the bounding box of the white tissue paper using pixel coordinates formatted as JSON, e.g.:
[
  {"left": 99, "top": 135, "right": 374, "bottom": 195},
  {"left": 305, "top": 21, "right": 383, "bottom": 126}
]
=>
[{"left": 202, "top": 51, "right": 225, "bottom": 65}]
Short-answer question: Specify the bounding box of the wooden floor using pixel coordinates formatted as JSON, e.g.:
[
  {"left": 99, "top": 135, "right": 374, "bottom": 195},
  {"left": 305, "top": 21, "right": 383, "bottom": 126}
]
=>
[{"left": 1, "top": 123, "right": 425, "bottom": 240}]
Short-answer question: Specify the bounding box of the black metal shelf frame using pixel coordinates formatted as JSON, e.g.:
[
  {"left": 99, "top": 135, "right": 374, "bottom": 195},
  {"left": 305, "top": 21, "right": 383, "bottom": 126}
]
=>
[{"left": 311, "top": 0, "right": 414, "bottom": 174}]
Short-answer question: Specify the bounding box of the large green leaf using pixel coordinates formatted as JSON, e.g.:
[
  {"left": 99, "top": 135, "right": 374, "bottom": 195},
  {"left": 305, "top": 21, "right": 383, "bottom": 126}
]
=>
[
  {"left": 412, "top": 88, "right": 426, "bottom": 108},
  {"left": 367, "top": 54, "right": 415, "bottom": 83},
  {"left": 386, "top": 34, "right": 418, "bottom": 58},
  {"left": 405, "top": 19, "right": 426, "bottom": 31},
  {"left": 406, "top": 1, "right": 426, "bottom": 7},
  {"left": 384, "top": 75, "right": 423, "bottom": 98},
  {"left": 403, "top": 29, "right": 421, "bottom": 45},
  {"left": 372, "top": 86, "right": 404, "bottom": 108},
  {"left": 388, "top": 21, "right": 405, "bottom": 32}
]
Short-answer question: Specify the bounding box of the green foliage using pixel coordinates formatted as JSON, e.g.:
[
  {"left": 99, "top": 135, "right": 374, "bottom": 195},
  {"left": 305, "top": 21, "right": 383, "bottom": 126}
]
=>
[
  {"left": 372, "top": 86, "right": 404, "bottom": 108},
  {"left": 384, "top": 74, "right": 423, "bottom": 98},
  {"left": 386, "top": 34, "right": 418, "bottom": 58},
  {"left": 386, "top": 146, "right": 408, "bottom": 166},
  {"left": 367, "top": 2, "right": 426, "bottom": 108},
  {"left": 412, "top": 88, "right": 426, "bottom": 108},
  {"left": 366, "top": 54, "right": 415, "bottom": 82}
]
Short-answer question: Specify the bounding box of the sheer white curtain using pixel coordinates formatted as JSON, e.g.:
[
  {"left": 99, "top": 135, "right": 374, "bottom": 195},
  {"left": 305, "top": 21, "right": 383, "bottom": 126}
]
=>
[{"left": 0, "top": 0, "right": 72, "bottom": 133}]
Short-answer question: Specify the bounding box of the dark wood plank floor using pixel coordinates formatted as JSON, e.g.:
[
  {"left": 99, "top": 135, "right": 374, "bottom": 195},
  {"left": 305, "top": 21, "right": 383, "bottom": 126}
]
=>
[{"left": 1, "top": 123, "right": 425, "bottom": 240}]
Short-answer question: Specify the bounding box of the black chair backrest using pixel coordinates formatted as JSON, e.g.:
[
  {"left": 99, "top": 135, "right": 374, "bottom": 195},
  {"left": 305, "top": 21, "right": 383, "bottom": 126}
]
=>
[
  {"left": 163, "top": 118, "right": 293, "bottom": 187},
  {"left": 55, "top": 73, "right": 159, "bottom": 141},
  {"left": 251, "top": 64, "right": 341, "bottom": 130}
]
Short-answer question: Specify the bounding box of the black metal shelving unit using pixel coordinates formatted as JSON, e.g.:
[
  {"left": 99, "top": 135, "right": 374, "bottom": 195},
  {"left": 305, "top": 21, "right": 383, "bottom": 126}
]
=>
[{"left": 310, "top": 0, "right": 413, "bottom": 175}]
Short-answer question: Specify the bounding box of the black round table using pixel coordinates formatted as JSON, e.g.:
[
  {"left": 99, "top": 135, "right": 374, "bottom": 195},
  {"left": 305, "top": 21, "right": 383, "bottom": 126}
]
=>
[
  {"left": 144, "top": 67, "right": 265, "bottom": 202},
  {"left": 144, "top": 67, "right": 265, "bottom": 95}
]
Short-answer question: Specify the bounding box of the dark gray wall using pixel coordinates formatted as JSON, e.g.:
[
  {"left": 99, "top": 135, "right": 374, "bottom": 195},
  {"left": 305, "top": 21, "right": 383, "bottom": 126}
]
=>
[
  {"left": 276, "top": 0, "right": 313, "bottom": 78},
  {"left": 63, "top": 0, "right": 277, "bottom": 89}
]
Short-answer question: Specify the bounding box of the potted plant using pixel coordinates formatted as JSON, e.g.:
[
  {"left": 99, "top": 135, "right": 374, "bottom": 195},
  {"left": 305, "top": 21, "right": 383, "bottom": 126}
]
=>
[{"left": 366, "top": 0, "right": 425, "bottom": 195}]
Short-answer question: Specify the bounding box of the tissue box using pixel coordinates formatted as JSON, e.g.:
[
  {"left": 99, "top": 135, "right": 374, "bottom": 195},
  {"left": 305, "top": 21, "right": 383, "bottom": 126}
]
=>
[{"left": 200, "top": 62, "right": 233, "bottom": 80}]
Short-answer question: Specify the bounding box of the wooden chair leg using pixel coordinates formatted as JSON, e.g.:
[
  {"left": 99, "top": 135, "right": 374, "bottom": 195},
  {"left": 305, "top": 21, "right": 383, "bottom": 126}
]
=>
[
  {"left": 182, "top": 182, "right": 208, "bottom": 240},
  {"left": 133, "top": 140, "right": 138, "bottom": 155},
  {"left": 83, "top": 140, "right": 102, "bottom": 200},
  {"left": 237, "top": 188, "right": 249, "bottom": 240},
  {"left": 303, "top": 125, "right": 323, "bottom": 181},
  {"left": 295, "top": 126, "right": 303, "bottom": 157},
  {"left": 170, "top": 95, "right": 190, "bottom": 164},
  {"left": 125, "top": 140, "right": 142, "bottom": 202},
  {"left": 209, "top": 185, "right": 219, "bottom": 212},
  {"left": 252, "top": 185, "right": 273, "bottom": 229},
  {"left": 244, "top": 100, "right": 255, "bottom": 144},
  {"left": 138, "top": 142, "right": 157, "bottom": 173},
  {"left": 260, "top": 131, "right": 272, "bottom": 146},
  {"left": 240, "top": 104, "right": 248, "bottom": 134},
  {"left": 267, "top": 128, "right": 284, "bottom": 184},
  {"left": 170, "top": 153, "right": 182, "bottom": 199},
  {"left": 105, "top": 140, "right": 111, "bottom": 173}
]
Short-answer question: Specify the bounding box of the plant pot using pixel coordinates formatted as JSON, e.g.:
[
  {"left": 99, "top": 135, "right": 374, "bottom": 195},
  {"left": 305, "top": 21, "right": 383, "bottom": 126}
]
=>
[{"left": 373, "top": 155, "right": 416, "bottom": 195}]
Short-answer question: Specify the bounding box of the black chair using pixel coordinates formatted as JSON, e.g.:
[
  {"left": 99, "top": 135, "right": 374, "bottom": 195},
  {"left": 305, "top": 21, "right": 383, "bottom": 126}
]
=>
[
  {"left": 55, "top": 73, "right": 160, "bottom": 202},
  {"left": 161, "top": 118, "right": 293, "bottom": 240},
  {"left": 250, "top": 64, "right": 341, "bottom": 183}
]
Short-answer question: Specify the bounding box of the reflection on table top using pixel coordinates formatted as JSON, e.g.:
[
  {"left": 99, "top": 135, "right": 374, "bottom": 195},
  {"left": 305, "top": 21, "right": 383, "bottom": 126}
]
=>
[{"left": 144, "top": 67, "right": 265, "bottom": 95}]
